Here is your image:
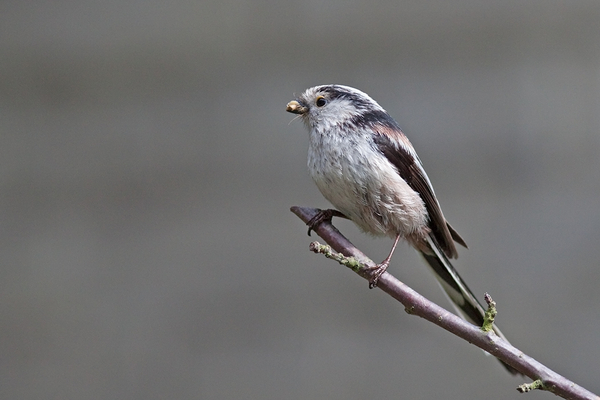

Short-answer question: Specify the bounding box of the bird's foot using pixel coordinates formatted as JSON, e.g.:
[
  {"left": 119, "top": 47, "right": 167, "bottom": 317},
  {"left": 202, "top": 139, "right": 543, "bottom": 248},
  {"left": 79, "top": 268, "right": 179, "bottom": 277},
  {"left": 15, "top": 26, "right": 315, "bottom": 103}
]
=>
[
  {"left": 367, "top": 261, "right": 389, "bottom": 289},
  {"left": 306, "top": 209, "right": 347, "bottom": 236}
]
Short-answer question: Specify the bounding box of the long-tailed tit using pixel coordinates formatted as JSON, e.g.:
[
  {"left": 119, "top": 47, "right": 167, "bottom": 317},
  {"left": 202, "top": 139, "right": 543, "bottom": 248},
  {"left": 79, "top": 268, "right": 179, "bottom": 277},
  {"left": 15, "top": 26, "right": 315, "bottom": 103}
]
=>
[{"left": 287, "top": 84, "right": 516, "bottom": 374}]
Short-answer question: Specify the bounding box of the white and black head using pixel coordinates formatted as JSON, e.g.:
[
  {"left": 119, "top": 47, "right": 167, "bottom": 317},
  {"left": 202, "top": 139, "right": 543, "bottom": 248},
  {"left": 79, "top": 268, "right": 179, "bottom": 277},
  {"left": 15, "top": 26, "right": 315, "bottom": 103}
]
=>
[{"left": 286, "top": 84, "right": 399, "bottom": 132}]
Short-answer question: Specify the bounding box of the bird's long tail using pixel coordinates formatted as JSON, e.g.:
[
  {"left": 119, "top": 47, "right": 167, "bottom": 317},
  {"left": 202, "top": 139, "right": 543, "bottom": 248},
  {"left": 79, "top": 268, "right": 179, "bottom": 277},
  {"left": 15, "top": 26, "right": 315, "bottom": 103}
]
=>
[{"left": 420, "top": 236, "right": 519, "bottom": 375}]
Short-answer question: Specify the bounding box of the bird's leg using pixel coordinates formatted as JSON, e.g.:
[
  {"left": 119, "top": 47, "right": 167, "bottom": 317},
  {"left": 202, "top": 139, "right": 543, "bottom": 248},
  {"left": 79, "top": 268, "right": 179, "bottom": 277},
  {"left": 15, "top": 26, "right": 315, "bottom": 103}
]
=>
[
  {"left": 368, "top": 233, "right": 401, "bottom": 289},
  {"left": 306, "top": 209, "right": 348, "bottom": 236}
]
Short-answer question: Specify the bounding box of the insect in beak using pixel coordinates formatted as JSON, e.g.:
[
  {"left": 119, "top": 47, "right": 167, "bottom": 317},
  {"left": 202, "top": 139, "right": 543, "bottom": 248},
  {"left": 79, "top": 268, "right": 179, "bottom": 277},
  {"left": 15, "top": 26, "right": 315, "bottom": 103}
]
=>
[{"left": 286, "top": 100, "right": 308, "bottom": 115}]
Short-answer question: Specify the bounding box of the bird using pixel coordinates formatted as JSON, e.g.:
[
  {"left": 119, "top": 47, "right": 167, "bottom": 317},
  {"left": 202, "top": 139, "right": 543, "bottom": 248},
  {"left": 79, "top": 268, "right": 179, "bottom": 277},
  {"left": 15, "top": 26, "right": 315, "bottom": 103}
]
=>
[{"left": 286, "top": 84, "right": 517, "bottom": 374}]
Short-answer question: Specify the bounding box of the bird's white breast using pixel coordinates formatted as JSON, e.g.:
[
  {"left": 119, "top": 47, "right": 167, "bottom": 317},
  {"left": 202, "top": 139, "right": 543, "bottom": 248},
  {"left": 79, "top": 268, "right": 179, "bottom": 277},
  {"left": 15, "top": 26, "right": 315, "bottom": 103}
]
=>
[{"left": 307, "top": 125, "right": 428, "bottom": 238}]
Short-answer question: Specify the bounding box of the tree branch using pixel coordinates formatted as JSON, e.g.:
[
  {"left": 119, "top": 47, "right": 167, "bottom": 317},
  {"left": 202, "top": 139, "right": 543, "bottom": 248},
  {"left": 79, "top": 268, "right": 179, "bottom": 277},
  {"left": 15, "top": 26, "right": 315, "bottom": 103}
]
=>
[{"left": 291, "top": 205, "right": 599, "bottom": 400}]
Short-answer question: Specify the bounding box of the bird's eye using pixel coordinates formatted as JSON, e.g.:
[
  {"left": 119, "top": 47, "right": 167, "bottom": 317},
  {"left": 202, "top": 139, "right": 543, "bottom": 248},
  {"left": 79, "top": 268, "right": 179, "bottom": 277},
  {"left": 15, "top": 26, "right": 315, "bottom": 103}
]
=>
[{"left": 315, "top": 96, "right": 327, "bottom": 107}]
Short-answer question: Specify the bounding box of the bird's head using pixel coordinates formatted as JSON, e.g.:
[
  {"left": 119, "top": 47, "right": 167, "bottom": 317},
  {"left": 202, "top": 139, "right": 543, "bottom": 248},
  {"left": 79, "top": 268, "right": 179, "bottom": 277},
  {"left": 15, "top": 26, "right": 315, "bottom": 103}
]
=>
[{"left": 286, "top": 84, "right": 386, "bottom": 131}]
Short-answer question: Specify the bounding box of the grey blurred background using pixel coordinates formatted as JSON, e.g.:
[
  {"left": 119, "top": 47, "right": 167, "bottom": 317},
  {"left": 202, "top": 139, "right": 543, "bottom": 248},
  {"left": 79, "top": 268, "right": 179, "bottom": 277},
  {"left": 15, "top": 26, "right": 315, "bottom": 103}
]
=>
[{"left": 2, "top": 1, "right": 599, "bottom": 399}]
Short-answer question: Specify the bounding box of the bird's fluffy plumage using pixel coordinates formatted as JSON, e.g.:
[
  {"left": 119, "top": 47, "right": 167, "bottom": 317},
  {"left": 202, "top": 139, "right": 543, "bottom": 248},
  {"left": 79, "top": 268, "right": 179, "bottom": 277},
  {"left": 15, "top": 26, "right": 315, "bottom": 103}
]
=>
[
  {"left": 291, "top": 84, "right": 462, "bottom": 257},
  {"left": 287, "top": 84, "right": 517, "bottom": 374}
]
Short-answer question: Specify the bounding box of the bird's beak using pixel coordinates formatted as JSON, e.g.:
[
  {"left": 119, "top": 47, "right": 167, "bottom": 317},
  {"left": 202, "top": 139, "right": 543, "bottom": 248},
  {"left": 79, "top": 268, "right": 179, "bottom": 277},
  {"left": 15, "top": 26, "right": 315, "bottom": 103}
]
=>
[{"left": 286, "top": 100, "right": 308, "bottom": 114}]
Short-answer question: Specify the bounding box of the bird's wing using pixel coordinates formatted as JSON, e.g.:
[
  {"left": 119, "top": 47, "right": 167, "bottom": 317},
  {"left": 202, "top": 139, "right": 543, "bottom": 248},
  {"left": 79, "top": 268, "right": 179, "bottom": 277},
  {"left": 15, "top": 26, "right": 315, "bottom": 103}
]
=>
[{"left": 372, "top": 125, "right": 466, "bottom": 258}]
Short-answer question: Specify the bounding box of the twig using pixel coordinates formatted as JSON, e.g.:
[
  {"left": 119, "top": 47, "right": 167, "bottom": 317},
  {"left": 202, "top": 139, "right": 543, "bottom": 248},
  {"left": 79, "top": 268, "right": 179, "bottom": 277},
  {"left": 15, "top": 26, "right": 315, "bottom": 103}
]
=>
[
  {"left": 291, "top": 205, "right": 599, "bottom": 400},
  {"left": 481, "top": 292, "right": 497, "bottom": 333},
  {"left": 518, "top": 380, "right": 544, "bottom": 393}
]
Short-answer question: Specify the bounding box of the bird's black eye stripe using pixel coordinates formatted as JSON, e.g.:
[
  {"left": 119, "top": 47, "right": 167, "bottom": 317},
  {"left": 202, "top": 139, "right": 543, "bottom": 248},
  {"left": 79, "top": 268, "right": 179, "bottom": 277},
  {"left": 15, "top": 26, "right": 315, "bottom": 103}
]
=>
[
  {"left": 315, "top": 96, "right": 327, "bottom": 107},
  {"left": 350, "top": 109, "right": 401, "bottom": 130}
]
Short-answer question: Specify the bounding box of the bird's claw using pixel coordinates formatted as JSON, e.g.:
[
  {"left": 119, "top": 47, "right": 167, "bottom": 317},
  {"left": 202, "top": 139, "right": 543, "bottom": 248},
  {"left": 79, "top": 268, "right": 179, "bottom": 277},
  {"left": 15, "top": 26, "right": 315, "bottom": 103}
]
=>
[
  {"left": 306, "top": 209, "right": 346, "bottom": 236},
  {"left": 368, "top": 262, "right": 389, "bottom": 289}
]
